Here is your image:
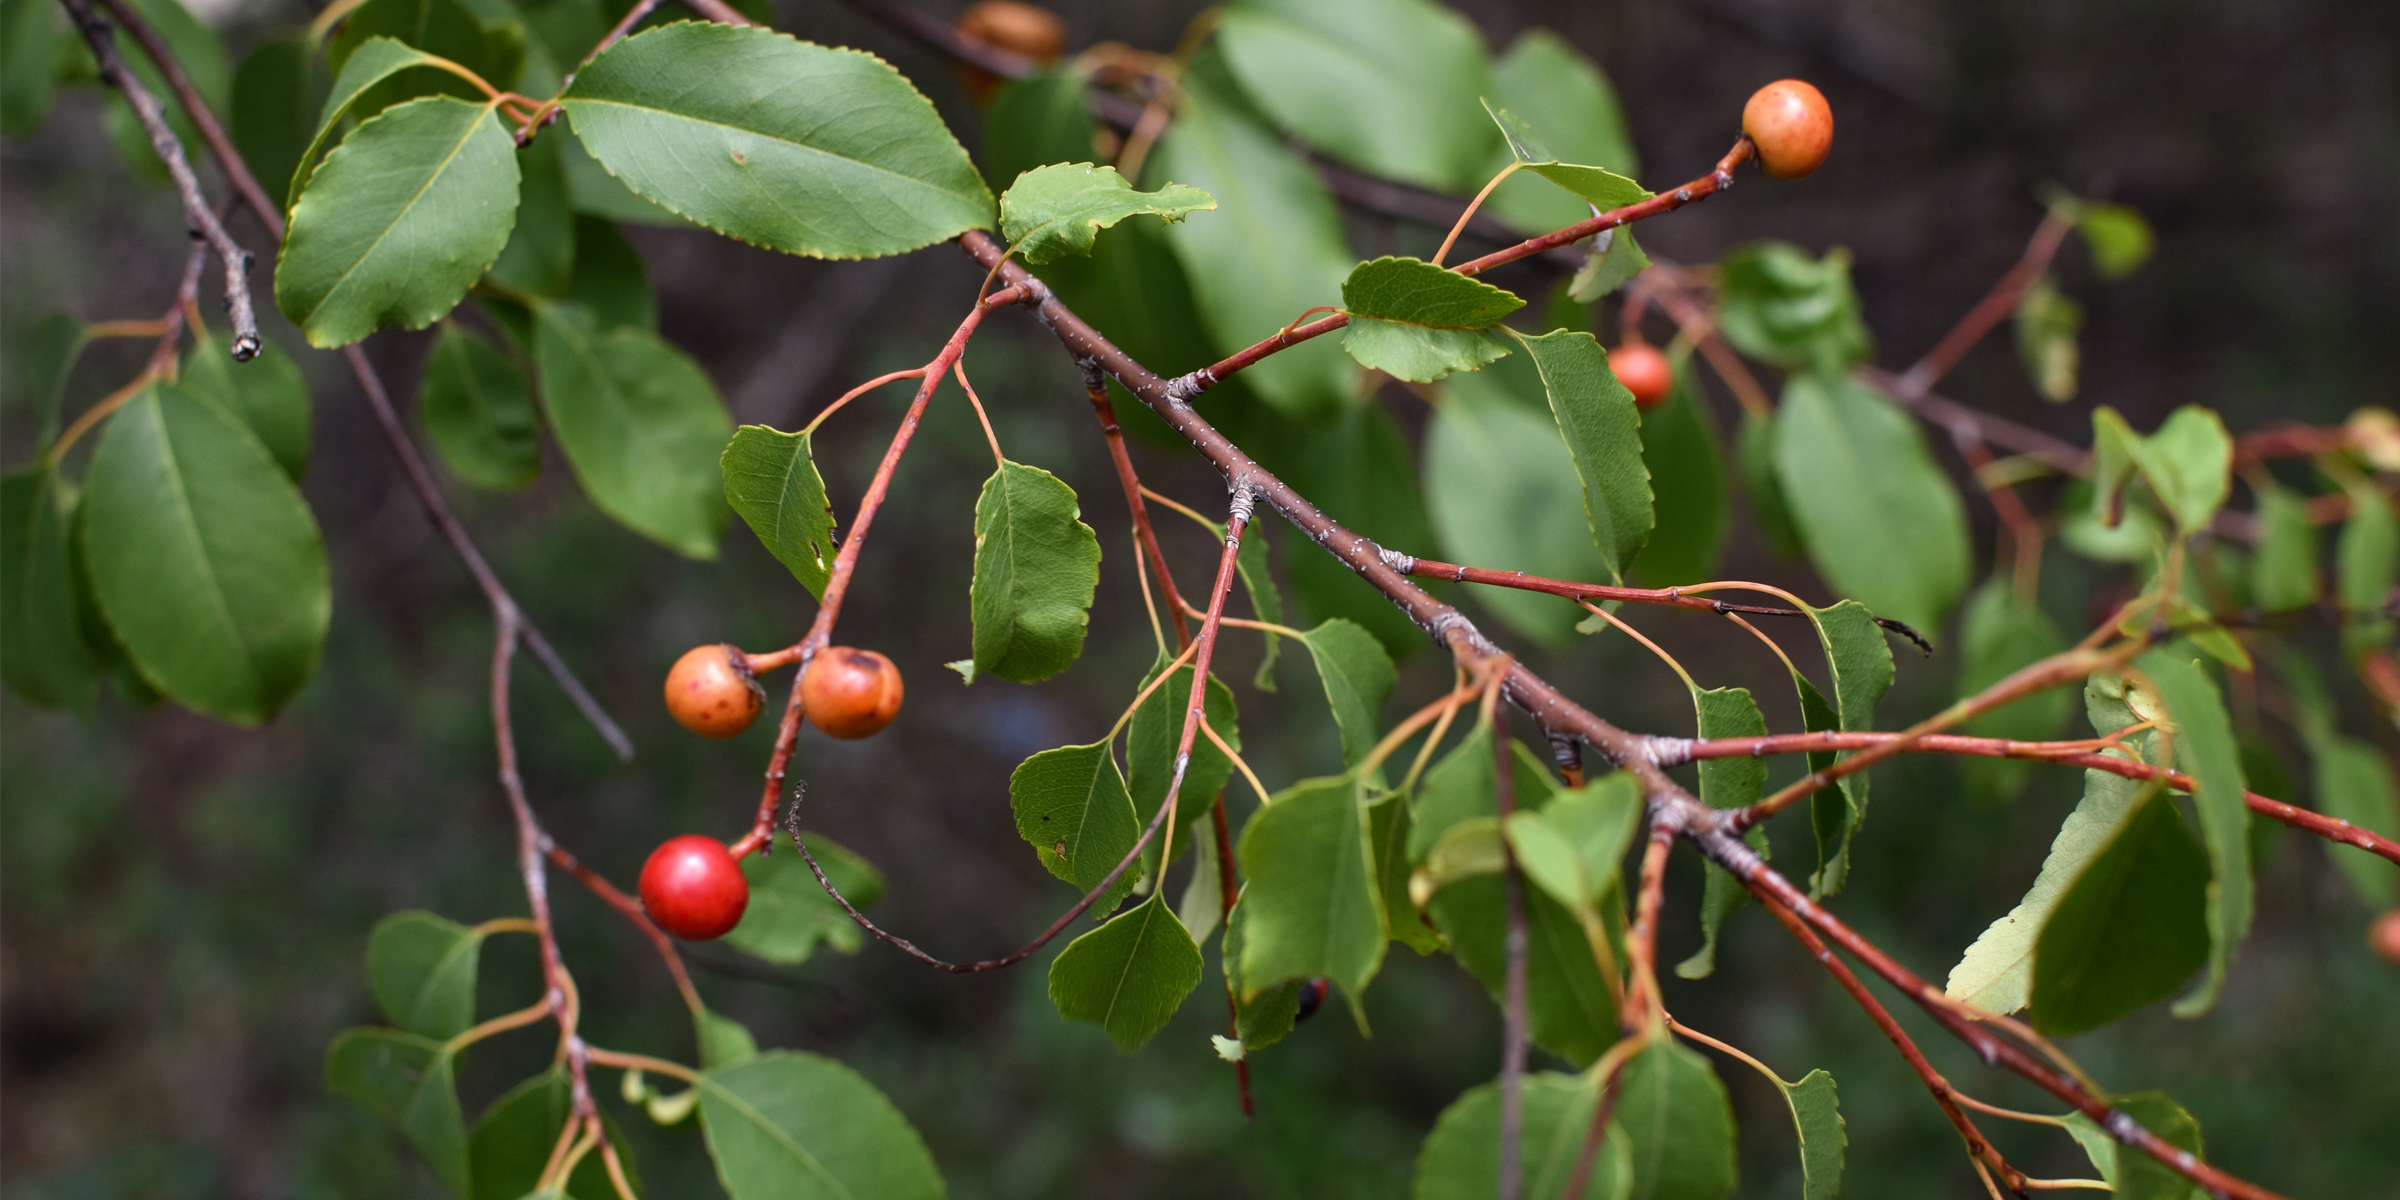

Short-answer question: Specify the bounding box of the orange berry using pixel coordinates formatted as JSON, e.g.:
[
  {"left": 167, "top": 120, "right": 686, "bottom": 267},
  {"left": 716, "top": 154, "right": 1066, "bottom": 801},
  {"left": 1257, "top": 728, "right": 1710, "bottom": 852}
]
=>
[
  {"left": 952, "top": 2, "right": 1067, "bottom": 104},
  {"left": 2372, "top": 909, "right": 2400, "bottom": 965},
  {"left": 663, "top": 644, "right": 764, "bottom": 739},
  {"left": 1609, "top": 343, "right": 1674, "bottom": 410},
  {"left": 1742, "top": 80, "right": 1834, "bottom": 179},
  {"left": 801, "top": 647, "right": 905, "bottom": 740},
  {"left": 639, "top": 835, "right": 749, "bottom": 940}
]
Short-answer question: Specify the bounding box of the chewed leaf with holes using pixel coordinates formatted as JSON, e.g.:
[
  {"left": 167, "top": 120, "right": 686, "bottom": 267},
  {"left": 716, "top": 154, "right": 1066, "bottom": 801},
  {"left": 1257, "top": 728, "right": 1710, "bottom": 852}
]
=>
[
  {"left": 1010, "top": 740, "right": 1142, "bottom": 912},
  {"left": 722, "top": 425, "right": 837, "bottom": 598},
  {"left": 998, "top": 162, "right": 1212, "bottom": 264},
  {"left": 562, "top": 23, "right": 992, "bottom": 259}
]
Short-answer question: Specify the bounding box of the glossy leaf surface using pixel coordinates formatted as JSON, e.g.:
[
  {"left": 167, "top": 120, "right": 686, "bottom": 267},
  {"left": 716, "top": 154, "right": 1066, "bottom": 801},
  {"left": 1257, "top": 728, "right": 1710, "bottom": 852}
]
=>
[{"left": 721, "top": 425, "right": 836, "bottom": 597}]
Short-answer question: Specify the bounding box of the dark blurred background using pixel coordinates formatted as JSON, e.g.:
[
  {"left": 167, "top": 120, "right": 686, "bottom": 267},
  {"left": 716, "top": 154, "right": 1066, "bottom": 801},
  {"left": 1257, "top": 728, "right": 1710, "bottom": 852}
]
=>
[{"left": 6, "top": 0, "right": 2399, "bottom": 1196}]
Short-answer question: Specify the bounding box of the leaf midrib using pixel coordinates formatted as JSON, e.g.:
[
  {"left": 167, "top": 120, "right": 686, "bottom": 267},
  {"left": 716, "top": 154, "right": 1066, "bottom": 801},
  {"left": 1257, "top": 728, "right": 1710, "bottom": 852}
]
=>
[
  {"left": 309, "top": 101, "right": 494, "bottom": 323},
  {"left": 562, "top": 95, "right": 982, "bottom": 201},
  {"left": 698, "top": 1074, "right": 853, "bottom": 1199},
  {"left": 147, "top": 395, "right": 264, "bottom": 704}
]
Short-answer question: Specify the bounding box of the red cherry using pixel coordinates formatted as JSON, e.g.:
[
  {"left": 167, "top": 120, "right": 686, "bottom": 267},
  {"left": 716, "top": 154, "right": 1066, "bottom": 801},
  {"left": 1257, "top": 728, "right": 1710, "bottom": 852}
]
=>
[
  {"left": 638, "top": 836, "right": 749, "bottom": 940},
  {"left": 664, "top": 644, "right": 764, "bottom": 739},
  {"left": 1609, "top": 343, "right": 1674, "bottom": 411},
  {"left": 2372, "top": 909, "right": 2400, "bottom": 965},
  {"left": 802, "top": 647, "right": 905, "bottom": 740},
  {"left": 1742, "top": 79, "right": 1834, "bottom": 179}
]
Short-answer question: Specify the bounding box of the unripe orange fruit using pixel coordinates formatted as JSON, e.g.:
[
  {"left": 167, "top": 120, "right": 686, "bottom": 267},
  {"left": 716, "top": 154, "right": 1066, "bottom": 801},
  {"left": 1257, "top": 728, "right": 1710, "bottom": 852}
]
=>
[
  {"left": 2372, "top": 909, "right": 2400, "bottom": 965},
  {"left": 1742, "top": 80, "right": 1834, "bottom": 179},
  {"left": 664, "top": 644, "right": 764, "bottom": 738},
  {"left": 639, "top": 835, "right": 749, "bottom": 940},
  {"left": 801, "top": 647, "right": 904, "bottom": 739},
  {"left": 952, "top": 2, "right": 1067, "bottom": 103},
  {"left": 1609, "top": 343, "right": 1674, "bottom": 410}
]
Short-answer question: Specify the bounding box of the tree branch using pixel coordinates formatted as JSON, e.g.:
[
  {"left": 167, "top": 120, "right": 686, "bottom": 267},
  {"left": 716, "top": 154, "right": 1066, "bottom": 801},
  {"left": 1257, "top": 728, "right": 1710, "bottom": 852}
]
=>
[{"left": 62, "top": 0, "right": 258, "bottom": 360}]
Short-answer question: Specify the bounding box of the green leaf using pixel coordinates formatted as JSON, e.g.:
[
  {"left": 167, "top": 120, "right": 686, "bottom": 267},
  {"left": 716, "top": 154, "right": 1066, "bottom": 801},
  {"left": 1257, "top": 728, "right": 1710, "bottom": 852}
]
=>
[
  {"left": 13, "top": 311, "right": 86, "bottom": 447},
  {"left": 1798, "top": 599, "right": 1894, "bottom": 896},
  {"left": 1371, "top": 791, "right": 1442, "bottom": 954},
  {"left": 1127, "top": 654, "right": 1240, "bottom": 861},
  {"left": 80, "top": 385, "right": 329, "bottom": 723},
  {"left": 1481, "top": 102, "right": 1650, "bottom": 218},
  {"left": 697, "top": 1008, "right": 759, "bottom": 1071},
  {"left": 1215, "top": 0, "right": 1496, "bottom": 194},
  {"left": 533, "top": 300, "right": 731, "bottom": 558},
  {"left": 1410, "top": 724, "right": 1563, "bottom": 859},
  {"left": 1955, "top": 580, "right": 2073, "bottom": 803},
  {"left": 1299, "top": 618, "right": 1397, "bottom": 768},
  {"left": 1222, "top": 895, "right": 1303, "bottom": 1053},
  {"left": 1481, "top": 30, "right": 1639, "bottom": 234},
  {"left": 980, "top": 69, "right": 1100, "bottom": 192},
  {"left": 1716, "top": 243, "right": 1870, "bottom": 372},
  {"left": 560, "top": 216, "right": 656, "bottom": 330},
  {"left": 2091, "top": 406, "right": 2235, "bottom": 537},
  {"left": 1780, "top": 1070, "right": 1845, "bottom": 1200},
  {"left": 1568, "top": 227, "right": 1651, "bottom": 303},
  {"left": 1178, "top": 826, "right": 1228, "bottom": 945},
  {"left": 1514, "top": 328, "right": 1654, "bottom": 582},
  {"left": 286, "top": 37, "right": 449, "bottom": 204},
  {"left": 696, "top": 1051, "right": 943, "bottom": 1200},
  {"left": 1236, "top": 774, "right": 1386, "bottom": 1007},
  {"left": 325, "top": 1028, "right": 469, "bottom": 1197},
  {"left": 1736, "top": 409, "right": 1804, "bottom": 559},
  {"left": 2028, "top": 786, "right": 2211, "bottom": 1036},
  {"left": 2074, "top": 202, "right": 2154, "bottom": 279},
  {"left": 486, "top": 134, "right": 575, "bottom": 298},
  {"left": 1339, "top": 256, "right": 1521, "bottom": 382},
  {"left": 368, "top": 911, "right": 484, "bottom": 1039},
  {"left": 1047, "top": 893, "right": 1204, "bottom": 1052},
  {"left": 1411, "top": 1072, "right": 1632, "bottom": 1200},
  {"left": 1948, "top": 769, "right": 2145, "bottom": 1014},
  {"left": 1, "top": 467, "right": 101, "bottom": 714},
  {"left": 1506, "top": 773, "right": 1643, "bottom": 911},
  {"left": 1630, "top": 370, "right": 1726, "bottom": 587},
  {"left": 2248, "top": 483, "right": 2320, "bottom": 612},
  {"left": 470, "top": 1071, "right": 633, "bottom": 1200},
  {"left": 998, "top": 162, "right": 1213, "bottom": 264},
  {"left": 0, "top": 0, "right": 63, "bottom": 137},
  {"left": 2062, "top": 1092, "right": 2205, "bottom": 1200},
  {"left": 1343, "top": 257, "right": 1525, "bottom": 329},
  {"left": 327, "top": 0, "right": 525, "bottom": 118},
  {"left": 421, "top": 324, "right": 540, "bottom": 491},
  {"left": 1428, "top": 361, "right": 1613, "bottom": 644},
  {"left": 277, "top": 95, "right": 521, "bottom": 347},
  {"left": 721, "top": 425, "right": 836, "bottom": 598},
  {"left": 2337, "top": 480, "right": 2397, "bottom": 654},
  {"left": 230, "top": 31, "right": 326, "bottom": 209},
  {"left": 1774, "top": 372, "right": 1971, "bottom": 636},
  {"left": 559, "top": 127, "right": 692, "bottom": 226},
  {"left": 179, "top": 331, "right": 311, "bottom": 481},
  {"left": 1009, "top": 741, "right": 1142, "bottom": 911},
  {"left": 1429, "top": 874, "right": 1620, "bottom": 1067},
  {"left": 1237, "top": 520, "right": 1284, "bottom": 689},
  {"left": 1151, "top": 49, "right": 1356, "bottom": 420},
  {"left": 722, "top": 835, "right": 883, "bottom": 965},
  {"left": 2305, "top": 736, "right": 2400, "bottom": 907},
  {"left": 1675, "top": 688, "right": 1769, "bottom": 980},
  {"left": 1612, "top": 1041, "right": 1747, "bottom": 1200},
  {"left": 562, "top": 23, "right": 993, "bottom": 259},
  {"left": 1617, "top": 1039, "right": 1739, "bottom": 1200},
  {"left": 2135, "top": 650, "right": 2251, "bottom": 1017},
  {"left": 1032, "top": 204, "right": 1220, "bottom": 397},
  {"left": 2013, "top": 274, "right": 2083, "bottom": 402},
  {"left": 967, "top": 460, "right": 1101, "bottom": 683}
]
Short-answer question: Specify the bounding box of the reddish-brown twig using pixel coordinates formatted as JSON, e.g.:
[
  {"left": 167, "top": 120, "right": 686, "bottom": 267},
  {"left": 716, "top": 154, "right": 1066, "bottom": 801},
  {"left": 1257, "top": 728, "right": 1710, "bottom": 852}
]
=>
[
  {"left": 736, "top": 285, "right": 1029, "bottom": 855},
  {"left": 1893, "top": 209, "right": 2076, "bottom": 401}
]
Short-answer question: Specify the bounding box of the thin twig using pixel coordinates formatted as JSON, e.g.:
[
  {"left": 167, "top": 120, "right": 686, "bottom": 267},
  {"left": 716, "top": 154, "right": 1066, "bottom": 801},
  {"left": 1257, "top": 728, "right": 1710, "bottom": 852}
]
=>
[
  {"left": 1894, "top": 210, "right": 2077, "bottom": 401},
  {"left": 62, "top": 0, "right": 257, "bottom": 360},
  {"left": 1489, "top": 674, "right": 1528, "bottom": 1200}
]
